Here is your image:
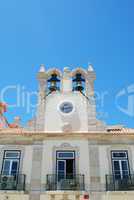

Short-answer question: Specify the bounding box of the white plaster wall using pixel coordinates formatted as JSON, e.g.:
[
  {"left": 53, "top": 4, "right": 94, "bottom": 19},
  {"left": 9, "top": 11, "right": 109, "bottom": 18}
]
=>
[
  {"left": 62, "top": 79, "right": 72, "bottom": 92},
  {"left": 44, "top": 92, "right": 88, "bottom": 132},
  {"left": 1, "top": 191, "right": 134, "bottom": 200},
  {"left": 41, "top": 140, "right": 90, "bottom": 190},
  {"left": 0, "top": 193, "right": 29, "bottom": 200}
]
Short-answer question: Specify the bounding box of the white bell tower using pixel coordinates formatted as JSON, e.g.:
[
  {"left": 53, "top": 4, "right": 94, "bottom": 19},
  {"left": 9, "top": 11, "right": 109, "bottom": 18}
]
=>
[{"left": 35, "top": 64, "right": 105, "bottom": 132}]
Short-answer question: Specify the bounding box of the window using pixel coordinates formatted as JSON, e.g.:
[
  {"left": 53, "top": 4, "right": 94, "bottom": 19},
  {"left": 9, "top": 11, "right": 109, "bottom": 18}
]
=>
[
  {"left": 2, "top": 151, "right": 21, "bottom": 176},
  {"left": 59, "top": 101, "right": 74, "bottom": 114},
  {"left": 112, "top": 152, "right": 127, "bottom": 158},
  {"left": 56, "top": 151, "right": 75, "bottom": 181},
  {"left": 57, "top": 151, "right": 75, "bottom": 159},
  {"left": 111, "top": 151, "right": 130, "bottom": 180}
]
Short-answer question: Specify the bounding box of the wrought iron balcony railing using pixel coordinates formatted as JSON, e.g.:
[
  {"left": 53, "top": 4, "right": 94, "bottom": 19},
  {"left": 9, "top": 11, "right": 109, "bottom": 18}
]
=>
[
  {"left": 106, "top": 174, "right": 134, "bottom": 191},
  {"left": 0, "top": 174, "right": 26, "bottom": 191},
  {"left": 46, "top": 174, "right": 85, "bottom": 191}
]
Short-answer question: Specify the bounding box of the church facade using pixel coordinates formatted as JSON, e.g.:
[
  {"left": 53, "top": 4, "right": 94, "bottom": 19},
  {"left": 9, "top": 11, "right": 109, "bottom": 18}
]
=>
[{"left": 0, "top": 65, "right": 134, "bottom": 200}]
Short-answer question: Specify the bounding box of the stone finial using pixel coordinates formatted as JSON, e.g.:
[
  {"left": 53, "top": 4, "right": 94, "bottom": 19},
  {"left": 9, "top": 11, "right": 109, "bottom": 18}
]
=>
[
  {"left": 37, "top": 64, "right": 46, "bottom": 80},
  {"left": 39, "top": 64, "right": 45, "bottom": 72},
  {"left": 88, "top": 64, "right": 94, "bottom": 72}
]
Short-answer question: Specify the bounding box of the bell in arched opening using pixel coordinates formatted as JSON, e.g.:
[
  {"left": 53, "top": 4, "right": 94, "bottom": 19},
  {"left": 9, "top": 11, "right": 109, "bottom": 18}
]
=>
[
  {"left": 72, "top": 73, "right": 85, "bottom": 92},
  {"left": 47, "top": 74, "right": 60, "bottom": 92}
]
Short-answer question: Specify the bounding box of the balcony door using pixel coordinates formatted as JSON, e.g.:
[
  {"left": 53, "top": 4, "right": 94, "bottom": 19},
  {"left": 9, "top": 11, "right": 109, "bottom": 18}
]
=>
[
  {"left": 56, "top": 151, "right": 75, "bottom": 181},
  {"left": 111, "top": 151, "right": 130, "bottom": 180},
  {"left": 2, "top": 151, "right": 21, "bottom": 176}
]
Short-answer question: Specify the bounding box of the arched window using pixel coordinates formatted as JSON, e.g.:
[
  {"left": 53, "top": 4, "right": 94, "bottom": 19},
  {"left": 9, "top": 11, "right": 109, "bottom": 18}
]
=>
[
  {"left": 72, "top": 73, "right": 85, "bottom": 92},
  {"left": 47, "top": 73, "right": 60, "bottom": 92}
]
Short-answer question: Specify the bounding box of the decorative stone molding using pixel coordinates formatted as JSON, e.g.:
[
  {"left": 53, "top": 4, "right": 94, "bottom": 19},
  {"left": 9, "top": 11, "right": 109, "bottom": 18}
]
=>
[
  {"left": 46, "top": 68, "right": 62, "bottom": 78},
  {"left": 71, "top": 67, "right": 87, "bottom": 78}
]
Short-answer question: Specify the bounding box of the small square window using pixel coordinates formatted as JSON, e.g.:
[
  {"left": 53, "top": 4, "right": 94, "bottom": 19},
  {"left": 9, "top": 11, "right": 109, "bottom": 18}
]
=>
[
  {"left": 57, "top": 151, "right": 75, "bottom": 159},
  {"left": 5, "top": 151, "right": 20, "bottom": 159},
  {"left": 112, "top": 151, "right": 127, "bottom": 159}
]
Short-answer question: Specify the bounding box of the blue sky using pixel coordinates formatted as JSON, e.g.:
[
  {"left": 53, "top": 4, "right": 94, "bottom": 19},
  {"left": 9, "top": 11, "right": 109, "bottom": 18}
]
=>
[{"left": 0, "top": 0, "right": 134, "bottom": 127}]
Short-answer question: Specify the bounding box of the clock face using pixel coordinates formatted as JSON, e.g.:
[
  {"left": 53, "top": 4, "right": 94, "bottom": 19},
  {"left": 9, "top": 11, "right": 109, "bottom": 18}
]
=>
[{"left": 59, "top": 102, "right": 73, "bottom": 114}]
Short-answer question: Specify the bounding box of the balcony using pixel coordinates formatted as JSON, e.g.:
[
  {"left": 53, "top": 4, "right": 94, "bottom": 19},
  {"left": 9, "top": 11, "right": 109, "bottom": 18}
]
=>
[
  {"left": 106, "top": 174, "right": 134, "bottom": 191},
  {"left": 46, "top": 174, "right": 85, "bottom": 191},
  {"left": 0, "top": 174, "right": 26, "bottom": 191}
]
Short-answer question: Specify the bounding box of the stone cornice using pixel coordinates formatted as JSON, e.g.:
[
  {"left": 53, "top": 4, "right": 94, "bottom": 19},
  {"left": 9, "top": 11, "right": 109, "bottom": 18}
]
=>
[{"left": 0, "top": 128, "right": 134, "bottom": 145}]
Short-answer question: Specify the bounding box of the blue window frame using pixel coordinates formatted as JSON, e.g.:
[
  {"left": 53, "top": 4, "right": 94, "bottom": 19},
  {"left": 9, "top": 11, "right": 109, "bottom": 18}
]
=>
[
  {"left": 1, "top": 150, "right": 21, "bottom": 176},
  {"left": 56, "top": 151, "right": 75, "bottom": 181},
  {"left": 57, "top": 152, "right": 75, "bottom": 159},
  {"left": 111, "top": 150, "right": 130, "bottom": 180}
]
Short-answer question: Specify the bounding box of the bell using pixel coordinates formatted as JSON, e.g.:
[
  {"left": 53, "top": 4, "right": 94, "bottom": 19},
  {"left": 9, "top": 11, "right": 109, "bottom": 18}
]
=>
[
  {"left": 73, "top": 73, "right": 85, "bottom": 82},
  {"left": 74, "top": 82, "right": 84, "bottom": 92},
  {"left": 73, "top": 73, "right": 85, "bottom": 92},
  {"left": 49, "top": 81, "right": 57, "bottom": 92},
  {"left": 48, "top": 74, "right": 60, "bottom": 92}
]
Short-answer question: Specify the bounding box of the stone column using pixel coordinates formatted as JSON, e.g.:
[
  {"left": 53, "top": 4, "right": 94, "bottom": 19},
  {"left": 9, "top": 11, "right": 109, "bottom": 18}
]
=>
[
  {"left": 88, "top": 145, "right": 101, "bottom": 192},
  {"left": 86, "top": 64, "right": 97, "bottom": 129},
  {"left": 30, "top": 142, "right": 43, "bottom": 200},
  {"left": 61, "top": 67, "right": 72, "bottom": 93},
  {"left": 36, "top": 64, "right": 46, "bottom": 131}
]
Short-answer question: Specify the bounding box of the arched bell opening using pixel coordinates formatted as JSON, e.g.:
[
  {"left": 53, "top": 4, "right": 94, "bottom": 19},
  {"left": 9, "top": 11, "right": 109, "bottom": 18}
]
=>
[
  {"left": 72, "top": 73, "right": 85, "bottom": 92},
  {"left": 47, "top": 73, "right": 60, "bottom": 93}
]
